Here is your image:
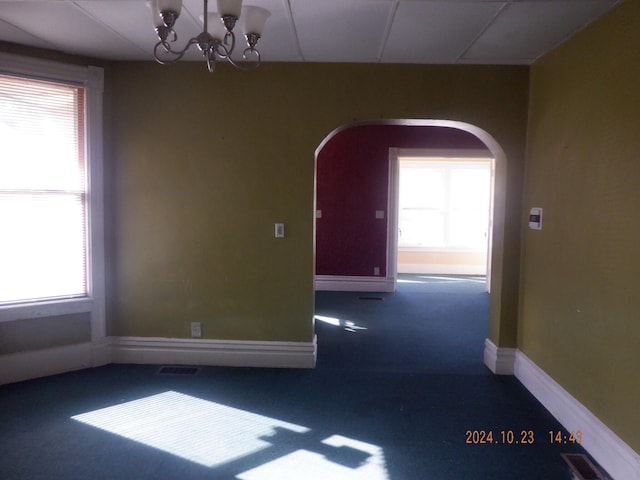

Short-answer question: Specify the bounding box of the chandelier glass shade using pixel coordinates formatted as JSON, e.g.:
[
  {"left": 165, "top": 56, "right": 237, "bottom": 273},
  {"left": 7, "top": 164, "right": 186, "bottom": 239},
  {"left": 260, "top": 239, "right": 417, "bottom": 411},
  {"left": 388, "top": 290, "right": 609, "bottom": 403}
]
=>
[{"left": 151, "top": 0, "right": 270, "bottom": 72}]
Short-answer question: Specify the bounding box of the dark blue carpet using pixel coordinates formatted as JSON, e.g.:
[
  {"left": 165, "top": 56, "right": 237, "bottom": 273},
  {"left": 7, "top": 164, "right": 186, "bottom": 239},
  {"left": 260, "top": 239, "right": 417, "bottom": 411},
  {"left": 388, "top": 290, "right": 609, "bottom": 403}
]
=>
[{"left": 0, "top": 275, "right": 597, "bottom": 479}]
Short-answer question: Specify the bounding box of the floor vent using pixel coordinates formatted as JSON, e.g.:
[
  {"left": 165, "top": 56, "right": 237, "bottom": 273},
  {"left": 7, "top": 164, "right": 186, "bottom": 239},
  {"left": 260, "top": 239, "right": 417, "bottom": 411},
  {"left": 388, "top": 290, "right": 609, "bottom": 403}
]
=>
[
  {"left": 561, "top": 453, "right": 608, "bottom": 480},
  {"left": 156, "top": 366, "right": 201, "bottom": 376},
  {"left": 358, "top": 296, "right": 383, "bottom": 301}
]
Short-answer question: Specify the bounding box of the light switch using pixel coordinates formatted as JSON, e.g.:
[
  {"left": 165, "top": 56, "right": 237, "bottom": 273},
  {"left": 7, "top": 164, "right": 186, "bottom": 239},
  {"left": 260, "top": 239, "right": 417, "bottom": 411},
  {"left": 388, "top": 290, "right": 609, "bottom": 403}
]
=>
[
  {"left": 316, "top": 210, "right": 322, "bottom": 218},
  {"left": 275, "top": 223, "right": 285, "bottom": 238},
  {"left": 529, "top": 208, "right": 542, "bottom": 230},
  {"left": 375, "top": 210, "right": 385, "bottom": 219}
]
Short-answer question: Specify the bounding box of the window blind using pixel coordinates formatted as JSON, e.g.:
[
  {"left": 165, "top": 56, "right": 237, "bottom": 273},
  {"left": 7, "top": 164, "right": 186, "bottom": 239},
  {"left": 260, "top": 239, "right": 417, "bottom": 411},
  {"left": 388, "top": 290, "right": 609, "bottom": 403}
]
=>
[{"left": 0, "top": 74, "right": 87, "bottom": 304}]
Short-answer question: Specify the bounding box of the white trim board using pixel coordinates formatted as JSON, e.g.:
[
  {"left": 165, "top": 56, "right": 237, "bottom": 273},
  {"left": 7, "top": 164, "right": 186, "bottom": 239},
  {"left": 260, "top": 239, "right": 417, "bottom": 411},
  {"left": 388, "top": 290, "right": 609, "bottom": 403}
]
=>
[
  {"left": 483, "top": 338, "right": 640, "bottom": 480},
  {"left": 515, "top": 351, "right": 640, "bottom": 480},
  {"left": 0, "top": 336, "right": 317, "bottom": 385},
  {"left": 110, "top": 336, "right": 317, "bottom": 369},
  {"left": 483, "top": 338, "right": 516, "bottom": 375},
  {"left": 398, "top": 263, "right": 487, "bottom": 275},
  {"left": 0, "top": 341, "right": 109, "bottom": 385},
  {"left": 315, "top": 275, "right": 395, "bottom": 292}
]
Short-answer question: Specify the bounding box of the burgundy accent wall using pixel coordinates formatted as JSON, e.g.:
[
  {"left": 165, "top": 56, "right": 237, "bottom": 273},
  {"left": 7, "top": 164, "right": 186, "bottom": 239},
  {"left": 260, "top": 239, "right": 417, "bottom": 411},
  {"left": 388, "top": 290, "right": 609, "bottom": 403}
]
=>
[{"left": 315, "top": 124, "right": 487, "bottom": 277}]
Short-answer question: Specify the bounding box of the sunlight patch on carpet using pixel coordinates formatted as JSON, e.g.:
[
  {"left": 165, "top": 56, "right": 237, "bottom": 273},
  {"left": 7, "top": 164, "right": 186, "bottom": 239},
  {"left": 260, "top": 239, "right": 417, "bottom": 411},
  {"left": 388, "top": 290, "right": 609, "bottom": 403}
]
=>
[
  {"left": 71, "top": 391, "right": 388, "bottom": 479},
  {"left": 315, "top": 315, "right": 342, "bottom": 326},
  {"left": 72, "top": 391, "right": 309, "bottom": 468},
  {"left": 315, "top": 315, "right": 368, "bottom": 332},
  {"left": 238, "top": 435, "right": 388, "bottom": 480}
]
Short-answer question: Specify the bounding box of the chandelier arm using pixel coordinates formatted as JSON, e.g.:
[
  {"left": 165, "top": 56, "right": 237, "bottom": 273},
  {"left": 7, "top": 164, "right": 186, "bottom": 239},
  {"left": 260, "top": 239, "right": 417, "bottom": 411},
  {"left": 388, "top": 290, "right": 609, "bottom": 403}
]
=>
[
  {"left": 225, "top": 30, "right": 236, "bottom": 53},
  {"left": 213, "top": 31, "right": 236, "bottom": 60},
  {"left": 242, "top": 47, "right": 261, "bottom": 64},
  {"left": 154, "top": 37, "right": 200, "bottom": 65},
  {"left": 205, "top": 50, "right": 216, "bottom": 73},
  {"left": 225, "top": 48, "right": 261, "bottom": 71},
  {"left": 214, "top": 39, "right": 232, "bottom": 59}
]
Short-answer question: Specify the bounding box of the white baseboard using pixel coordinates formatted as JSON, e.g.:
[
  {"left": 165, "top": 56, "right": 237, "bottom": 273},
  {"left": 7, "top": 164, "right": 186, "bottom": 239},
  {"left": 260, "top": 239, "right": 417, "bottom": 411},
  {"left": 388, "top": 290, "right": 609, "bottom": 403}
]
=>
[
  {"left": 398, "top": 263, "right": 487, "bottom": 275},
  {"left": 0, "top": 342, "right": 94, "bottom": 385},
  {"left": 91, "top": 337, "right": 112, "bottom": 367},
  {"left": 483, "top": 338, "right": 516, "bottom": 374},
  {"left": 0, "top": 335, "right": 317, "bottom": 385},
  {"left": 110, "top": 336, "right": 317, "bottom": 369},
  {"left": 515, "top": 351, "right": 640, "bottom": 480},
  {"left": 315, "top": 275, "right": 395, "bottom": 292}
]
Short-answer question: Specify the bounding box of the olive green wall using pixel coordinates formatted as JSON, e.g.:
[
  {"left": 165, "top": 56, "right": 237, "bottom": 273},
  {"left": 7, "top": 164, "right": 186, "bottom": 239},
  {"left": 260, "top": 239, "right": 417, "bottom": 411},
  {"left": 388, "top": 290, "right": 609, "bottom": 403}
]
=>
[
  {"left": 108, "top": 62, "right": 529, "bottom": 344},
  {"left": 521, "top": 0, "right": 640, "bottom": 451}
]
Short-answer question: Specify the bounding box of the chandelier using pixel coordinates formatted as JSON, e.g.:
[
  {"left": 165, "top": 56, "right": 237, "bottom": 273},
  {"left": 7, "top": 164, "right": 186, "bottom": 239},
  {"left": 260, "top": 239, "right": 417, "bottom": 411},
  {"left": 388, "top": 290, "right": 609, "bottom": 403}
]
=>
[{"left": 151, "top": 0, "right": 270, "bottom": 72}]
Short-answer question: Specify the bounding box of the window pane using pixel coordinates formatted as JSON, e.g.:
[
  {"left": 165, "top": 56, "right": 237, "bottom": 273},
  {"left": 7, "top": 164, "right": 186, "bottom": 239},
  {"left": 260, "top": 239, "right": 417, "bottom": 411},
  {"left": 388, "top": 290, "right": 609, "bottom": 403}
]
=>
[
  {"left": 399, "top": 167, "right": 444, "bottom": 209},
  {"left": 0, "top": 193, "right": 86, "bottom": 303},
  {"left": 449, "top": 209, "right": 489, "bottom": 248},
  {"left": 450, "top": 168, "right": 490, "bottom": 210},
  {"left": 0, "top": 75, "right": 87, "bottom": 304},
  {"left": 399, "top": 209, "right": 445, "bottom": 247}
]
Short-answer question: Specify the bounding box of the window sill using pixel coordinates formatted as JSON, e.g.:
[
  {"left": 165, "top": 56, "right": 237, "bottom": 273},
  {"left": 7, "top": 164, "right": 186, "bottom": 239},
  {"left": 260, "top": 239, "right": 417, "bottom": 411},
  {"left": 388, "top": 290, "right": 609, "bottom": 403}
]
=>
[
  {"left": 399, "top": 246, "right": 486, "bottom": 253},
  {"left": 0, "top": 297, "right": 93, "bottom": 323}
]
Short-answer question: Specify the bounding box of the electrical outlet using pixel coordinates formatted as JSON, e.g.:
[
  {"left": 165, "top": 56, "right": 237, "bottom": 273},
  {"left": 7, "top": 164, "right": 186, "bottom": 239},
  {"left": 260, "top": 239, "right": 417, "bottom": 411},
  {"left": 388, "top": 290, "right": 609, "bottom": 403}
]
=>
[
  {"left": 373, "top": 267, "right": 380, "bottom": 276},
  {"left": 190, "top": 322, "right": 202, "bottom": 338}
]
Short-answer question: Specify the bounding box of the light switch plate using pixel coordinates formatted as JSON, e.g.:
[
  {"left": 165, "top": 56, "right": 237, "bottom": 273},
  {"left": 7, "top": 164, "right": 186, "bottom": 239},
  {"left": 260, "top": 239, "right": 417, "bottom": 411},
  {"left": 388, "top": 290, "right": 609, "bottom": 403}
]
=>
[
  {"left": 275, "top": 223, "right": 285, "bottom": 238},
  {"left": 529, "top": 208, "right": 543, "bottom": 230},
  {"left": 190, "top": 322, "right": 202, "bottom": 338}
]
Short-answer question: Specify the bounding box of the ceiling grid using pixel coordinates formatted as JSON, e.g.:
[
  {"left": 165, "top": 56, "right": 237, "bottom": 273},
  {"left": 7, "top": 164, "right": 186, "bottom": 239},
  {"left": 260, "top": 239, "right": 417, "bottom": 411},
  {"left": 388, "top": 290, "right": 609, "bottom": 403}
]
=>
[{"left": 0, "top": 0, "right": 621, "bottom": 64}]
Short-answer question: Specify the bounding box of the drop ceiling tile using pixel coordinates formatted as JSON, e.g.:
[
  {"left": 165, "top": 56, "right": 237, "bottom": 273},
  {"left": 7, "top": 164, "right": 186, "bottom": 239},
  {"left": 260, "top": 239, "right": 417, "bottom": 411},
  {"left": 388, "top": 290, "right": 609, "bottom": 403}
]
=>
[
  {"left": 73, "top": 1, "right": 161, "bottom": 60},
  {"left": 0, "top": 16, "right": 52, "bottom": 51},
  {"left": 290, "top": 0, "right": 394, "bottom": 62},
  {"left": 0, "top": 1, "right": 145, "bottom": 59},
  {"left": 0, "top": 0, "right": 623, "bottom": 65},
  {"left": 240, "top": 0, "right": 303, "bottom": 63},
  {"left": 383, "top": 1, "right": 505, "bottom": 64},
  {"left": 463, "top": 0, "right": 619, "bottom": 63}
]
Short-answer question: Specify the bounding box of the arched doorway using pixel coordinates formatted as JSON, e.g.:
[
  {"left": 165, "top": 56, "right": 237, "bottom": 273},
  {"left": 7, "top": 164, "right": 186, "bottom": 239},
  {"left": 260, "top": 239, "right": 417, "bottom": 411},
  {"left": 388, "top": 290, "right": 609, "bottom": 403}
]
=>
[{"left": 314, "top": 120, "right": 509, "bottom": 369}]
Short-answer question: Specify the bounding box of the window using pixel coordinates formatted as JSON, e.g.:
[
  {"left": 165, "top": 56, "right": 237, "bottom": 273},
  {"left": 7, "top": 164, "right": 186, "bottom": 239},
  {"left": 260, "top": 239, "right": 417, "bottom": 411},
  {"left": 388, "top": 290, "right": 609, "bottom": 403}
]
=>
[
  {"left": 0, "top": 75, "right": 87, "bottom": 304},
  {"left": 398, "top": 158, "right": 492, "bottom": 250},
  {"left": 0, "top": 53, "right": 104, "bottom": 333}
]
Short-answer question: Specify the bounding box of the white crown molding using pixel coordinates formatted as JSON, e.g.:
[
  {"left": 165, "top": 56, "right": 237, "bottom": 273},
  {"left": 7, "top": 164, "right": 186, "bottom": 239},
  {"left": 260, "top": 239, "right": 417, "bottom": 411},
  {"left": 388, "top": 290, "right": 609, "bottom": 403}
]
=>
[
  {"left": 315, "top": 275, "right": 395, "bottom": 292},
  {"left": 515, "top": 351, "right": 640, "bottom": 480}
]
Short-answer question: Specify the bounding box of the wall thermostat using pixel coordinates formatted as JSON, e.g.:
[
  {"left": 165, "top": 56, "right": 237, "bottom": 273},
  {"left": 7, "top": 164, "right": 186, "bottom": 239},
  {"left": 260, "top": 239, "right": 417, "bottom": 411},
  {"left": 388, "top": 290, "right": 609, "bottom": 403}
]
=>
[{"left": 529, "top": 207, "right": 543, "bottom": 230}]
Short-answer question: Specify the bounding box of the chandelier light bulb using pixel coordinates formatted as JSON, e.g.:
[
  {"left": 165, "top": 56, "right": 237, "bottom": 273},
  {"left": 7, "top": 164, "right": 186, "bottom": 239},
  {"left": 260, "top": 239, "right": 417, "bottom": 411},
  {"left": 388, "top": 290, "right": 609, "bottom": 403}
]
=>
[
  {"left": 217, "top": 0, "right": 243, "bottom": 19},
  {"left": 241, "top": 6, "right": 270, "bottom": 36},
  {"left": 205, "top": 13, "right": 227, "bottom": 42},
  {"left": 156, "top": 0, "right": 182, "bottom": 17}
]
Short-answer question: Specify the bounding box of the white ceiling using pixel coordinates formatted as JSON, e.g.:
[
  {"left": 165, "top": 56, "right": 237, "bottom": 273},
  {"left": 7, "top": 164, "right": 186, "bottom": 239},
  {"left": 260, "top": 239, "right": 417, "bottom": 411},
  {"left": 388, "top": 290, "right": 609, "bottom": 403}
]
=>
[{"left": 0, "top": 0, "right": 621, "bottom": 65}]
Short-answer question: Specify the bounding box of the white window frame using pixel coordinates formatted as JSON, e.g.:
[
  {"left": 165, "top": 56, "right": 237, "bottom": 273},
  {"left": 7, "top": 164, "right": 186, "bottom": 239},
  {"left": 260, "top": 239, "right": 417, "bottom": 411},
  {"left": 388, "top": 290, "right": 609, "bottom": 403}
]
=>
[{"left": 0, "top": 53, "right": 105, "bottom": 341}]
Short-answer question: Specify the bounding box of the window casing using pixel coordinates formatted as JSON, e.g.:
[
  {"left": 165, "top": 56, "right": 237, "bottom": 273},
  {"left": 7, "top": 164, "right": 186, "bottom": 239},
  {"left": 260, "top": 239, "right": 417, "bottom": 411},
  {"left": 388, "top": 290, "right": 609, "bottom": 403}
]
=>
[{"left": 0, "top": 53, "right": 104, "bottom": 338}]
